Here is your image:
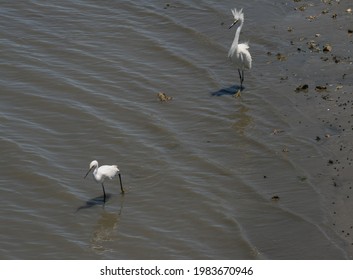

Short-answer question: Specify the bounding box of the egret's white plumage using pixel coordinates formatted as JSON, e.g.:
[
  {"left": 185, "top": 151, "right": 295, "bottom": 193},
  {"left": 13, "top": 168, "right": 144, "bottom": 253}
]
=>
[
  {"left": 84, "top": 160, "right": 124, "bottom": 202},
  {"left": 228, "top": 8, "right": 252, "bottom": 93}
]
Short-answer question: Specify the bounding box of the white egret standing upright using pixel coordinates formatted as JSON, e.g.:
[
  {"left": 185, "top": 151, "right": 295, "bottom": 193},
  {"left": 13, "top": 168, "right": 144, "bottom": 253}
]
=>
[
  {"left": 228, "top": 8, "right": 252, "bottom": 96},
  {"left": 84, "top": 160, "right": 124, "bottom": 203}
]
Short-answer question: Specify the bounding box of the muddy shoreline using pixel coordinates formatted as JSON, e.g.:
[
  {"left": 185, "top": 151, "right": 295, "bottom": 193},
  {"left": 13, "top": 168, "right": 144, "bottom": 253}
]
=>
[{"left": 272, "top": 0, "right": 353, "bottom": 257}]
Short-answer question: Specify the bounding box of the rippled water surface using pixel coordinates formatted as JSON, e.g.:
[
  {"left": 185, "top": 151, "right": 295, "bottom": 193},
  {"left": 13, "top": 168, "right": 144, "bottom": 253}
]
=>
[{"left": 1, "top": 0, "right": 353, "bottom": 259}]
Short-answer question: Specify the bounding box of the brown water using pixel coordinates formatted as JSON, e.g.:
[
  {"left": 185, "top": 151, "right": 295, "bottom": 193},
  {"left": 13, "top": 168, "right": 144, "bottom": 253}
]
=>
[{"left": 1, "top": 0, "right": 352, "bottom": 259}]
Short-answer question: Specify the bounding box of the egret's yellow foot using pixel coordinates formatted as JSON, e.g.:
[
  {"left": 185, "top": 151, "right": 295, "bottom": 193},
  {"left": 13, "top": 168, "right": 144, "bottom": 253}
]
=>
[{"left": 233, "top": 89, "right": 242, "bottom": 98}]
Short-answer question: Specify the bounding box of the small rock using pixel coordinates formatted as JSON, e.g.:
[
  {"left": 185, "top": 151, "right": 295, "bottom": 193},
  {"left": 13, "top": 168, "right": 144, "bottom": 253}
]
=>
[
  {"left": 271, "top": 195, "right": 280, "bottom": 201},
  {"left": 276, "top": 53, "right": 287, "bottom": 61},
  {"left": 298, "top": 5, "right": 306, "bottom": 12},
  {"left": 321, "top": 94, "right": 332, "bottom": 101},
  {"left": 332, "top": 55, "right": 340, "bottom": 63},
  {"left": 323, "top": 44, "right": 332, "bottom": 52},
  {"left": 157, "top": 92, "right": 173, "bottom": 102},
  {"left": 306, "top": 15, "right": 317, "bottom": 21},
  {"left": 272, "top": 129, "right": 284, "bottom": 135},
  {"left": 307, "top": 40, "right": 320, "bottom": 52},
  {"left": 295, "top": 84, "right": 309, "bottom": 92},
  {"left": 315, "top": 85, "right": 327, "bottom": 91}
]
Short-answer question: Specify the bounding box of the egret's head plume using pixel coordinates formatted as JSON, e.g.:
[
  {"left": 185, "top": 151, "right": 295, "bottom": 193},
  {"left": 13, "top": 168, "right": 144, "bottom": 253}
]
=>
[
  {"left": 231, "top": 8, "right": 244, "bottom": 22},
  {"left": 229, "top": 8, "right": 244, "bottom": 29}
]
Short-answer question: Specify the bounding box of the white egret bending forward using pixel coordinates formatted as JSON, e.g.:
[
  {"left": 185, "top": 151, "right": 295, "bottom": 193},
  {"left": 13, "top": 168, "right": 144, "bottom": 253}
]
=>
[
  {"left": 84, "top": 160, "right": 124, "bottom": 203},
  {"left": 228, "top": 8, "right": 252, "bottom": 96}
]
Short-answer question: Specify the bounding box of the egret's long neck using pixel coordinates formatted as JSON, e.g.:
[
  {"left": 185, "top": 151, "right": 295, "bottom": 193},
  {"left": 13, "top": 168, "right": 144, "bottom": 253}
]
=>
[
  {"left": 92, "top": 165, "right": 100, "bottom": 182},
  {"left": 93, "top": 165, "right": 98, "bottom": 176},
  {"left": 228, "top": 20, "right": 243, "bottom": 57},
  {"left": 234, "top": 21, "right": 243, "bottom": 46}
]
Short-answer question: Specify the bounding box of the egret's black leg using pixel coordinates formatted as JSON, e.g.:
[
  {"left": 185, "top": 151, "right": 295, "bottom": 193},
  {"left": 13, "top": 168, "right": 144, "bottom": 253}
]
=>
[
  {"left": 234, "top": 69, "right": 243, "bottom": 97},
  {"left": 118, "top": 173, "right": 125, "bottom": 194},
  {"left": 101, "top": 183, "right": 106, "bottom": 203},
  {"left": 238, "top": 69, "right": 245, "bottom": 90},
  {"left": 238, "top": 69, "right": 242, "bottom": 90}
]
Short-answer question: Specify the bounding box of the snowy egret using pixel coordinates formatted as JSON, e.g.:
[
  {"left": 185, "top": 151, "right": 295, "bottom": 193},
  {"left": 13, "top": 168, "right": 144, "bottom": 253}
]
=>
[
  {"left": 84, "top": 160, "right": 124, "bottom": 202},
  {"left": 228, "top": 8, "right": 252, "bottom": 96}
]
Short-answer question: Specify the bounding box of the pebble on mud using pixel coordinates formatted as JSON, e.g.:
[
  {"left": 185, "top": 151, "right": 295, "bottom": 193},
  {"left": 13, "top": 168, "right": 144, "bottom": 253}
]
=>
[
  {"left": 298, "top": 6, "right": 306, "bottom": 12},
  {"left": 157, "top": 92, "right": 173, "bottom": 102},
  {"left": 276, "top": 53, "right": 287, "bottom": 61},
  {"left": 295, "top": 84, "right": 309, "bottom": 92},
  {"left": 323, "top": 44, "right": 332, "bottom": 53},
  {"left": 315, "top": 85, "right": 328, "bottom": 91},
  {"left": 306, "top": 15, "right": 317, "bottom": 21},
  {"left": 271, "top": 129, "right": 284, "bottom": 135},
  {"left": 271, "top": 195, "right": 280, "bottom": 201},
  {"left": 307, "top": 40, "right": 320, "bottom": 52}
]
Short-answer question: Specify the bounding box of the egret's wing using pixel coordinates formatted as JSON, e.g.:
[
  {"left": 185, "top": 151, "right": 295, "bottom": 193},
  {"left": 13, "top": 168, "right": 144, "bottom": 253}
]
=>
[
  {"left": 99, "top": 165, "right": 119, "bottom": 180},
  {"left": 238, "top": 43, "right": 252, "bottom": 70}
]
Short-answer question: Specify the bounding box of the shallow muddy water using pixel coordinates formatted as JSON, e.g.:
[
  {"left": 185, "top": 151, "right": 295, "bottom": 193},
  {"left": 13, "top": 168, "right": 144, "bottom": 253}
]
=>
[{"left": 1, "top": 0, "right": 352, "bottom": 259}]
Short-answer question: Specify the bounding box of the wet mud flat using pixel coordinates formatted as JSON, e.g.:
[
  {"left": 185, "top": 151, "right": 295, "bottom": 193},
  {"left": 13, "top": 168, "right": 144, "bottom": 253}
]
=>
[{"left": 268, "top": 0, "right": 352, "bottom": 256}]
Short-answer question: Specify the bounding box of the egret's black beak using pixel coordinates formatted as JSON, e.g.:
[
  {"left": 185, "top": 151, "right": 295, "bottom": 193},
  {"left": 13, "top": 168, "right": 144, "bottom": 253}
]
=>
[
  {"left": 118, "top": 173, "right": 125, "bottom": 194},
  {"left": 229, "top": 19, "right": 238, "bottom": 29},
  {"left": 84, "top": 166, "right": 94, "bottom": 179}
]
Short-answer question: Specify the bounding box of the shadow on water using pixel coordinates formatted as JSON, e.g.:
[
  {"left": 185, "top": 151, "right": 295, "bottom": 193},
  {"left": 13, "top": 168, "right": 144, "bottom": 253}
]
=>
[
  {"left": 75, "top": 194, "right": 113, "bottom": 212},
  {"left": 211, "top": 84, "right": 243, "bottom": 96}
]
